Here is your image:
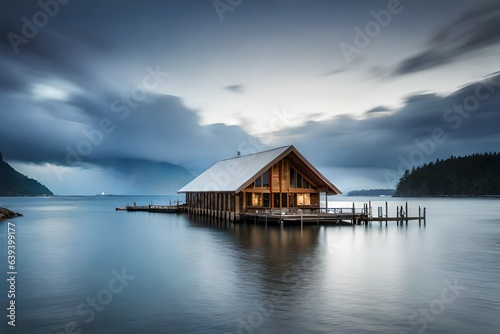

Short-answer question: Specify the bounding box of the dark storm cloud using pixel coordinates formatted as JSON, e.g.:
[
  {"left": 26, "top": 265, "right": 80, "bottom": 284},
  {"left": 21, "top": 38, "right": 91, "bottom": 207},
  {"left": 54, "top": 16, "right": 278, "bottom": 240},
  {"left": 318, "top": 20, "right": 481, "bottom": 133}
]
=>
[
  {"left": 0, "top": 92, "right": 259, "bottom": 171},
  {"left": 223, "top": 84, "right": 245, "bottom": 93},
  {"left": 393, "top": 1, "right": 500, "bottom": 76},
  {"left": 275, "top": 72, "right": 500, "bottom": 170},
  {"left": 0, "top": 62, "right": 24, "bottom": 91}
]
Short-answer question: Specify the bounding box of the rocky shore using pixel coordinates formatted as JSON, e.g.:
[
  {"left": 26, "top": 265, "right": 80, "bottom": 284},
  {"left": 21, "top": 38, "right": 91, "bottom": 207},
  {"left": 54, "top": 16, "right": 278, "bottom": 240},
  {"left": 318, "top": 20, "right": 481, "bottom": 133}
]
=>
[{"left": 0, "top": 207, "right": 23, "bottom": 220}]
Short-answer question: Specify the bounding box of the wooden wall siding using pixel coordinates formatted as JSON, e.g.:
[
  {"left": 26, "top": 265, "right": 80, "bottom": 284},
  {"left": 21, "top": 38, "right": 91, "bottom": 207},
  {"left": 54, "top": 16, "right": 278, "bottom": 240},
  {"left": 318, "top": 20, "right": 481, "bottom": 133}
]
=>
[
  {"left": 283, "top": 159, "right": 290, "bottom": 190},
  {"left": 272, "top": 163, "right": 280, "bottom": 192},
  {"left": 185, "top": 192, "right": 240, "bottom": 221}
]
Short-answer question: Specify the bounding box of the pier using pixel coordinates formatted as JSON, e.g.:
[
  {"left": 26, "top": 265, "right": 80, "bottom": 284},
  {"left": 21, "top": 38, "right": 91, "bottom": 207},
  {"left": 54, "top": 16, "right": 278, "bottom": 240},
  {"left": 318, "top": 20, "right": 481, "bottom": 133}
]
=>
[
  {"left": 116, "top": 201, "right": 187, "bottom": 213},
  {"left": 116, "top": 200, "right": 426, "bottom": 227},
  {"left": 238, "top": 201, "right": 426, "bottom": 227},
  {"left": 180, "top": 199, "right": 427, "bottom": 227}
]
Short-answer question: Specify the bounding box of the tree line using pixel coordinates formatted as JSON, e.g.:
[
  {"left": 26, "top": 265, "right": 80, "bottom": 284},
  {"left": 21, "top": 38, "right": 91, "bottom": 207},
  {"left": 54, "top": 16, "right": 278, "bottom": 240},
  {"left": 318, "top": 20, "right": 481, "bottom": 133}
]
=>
[{"left": 394, "top": 152, "right": 500, "bottom": 197}]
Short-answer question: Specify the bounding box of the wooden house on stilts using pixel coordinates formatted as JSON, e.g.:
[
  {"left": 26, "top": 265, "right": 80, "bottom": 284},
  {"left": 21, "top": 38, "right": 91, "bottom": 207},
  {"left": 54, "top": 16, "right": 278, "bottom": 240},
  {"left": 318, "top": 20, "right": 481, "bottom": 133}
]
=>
[{"left": 178, "top": 145, "right": 342, "bottom": 222}]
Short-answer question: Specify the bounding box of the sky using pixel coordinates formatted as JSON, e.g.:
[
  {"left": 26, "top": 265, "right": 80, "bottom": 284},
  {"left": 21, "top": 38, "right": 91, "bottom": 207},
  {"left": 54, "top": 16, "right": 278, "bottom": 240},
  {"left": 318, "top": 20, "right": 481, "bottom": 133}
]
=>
[{"left": 0, "top": 0, "right": 499, "bottom": 195}]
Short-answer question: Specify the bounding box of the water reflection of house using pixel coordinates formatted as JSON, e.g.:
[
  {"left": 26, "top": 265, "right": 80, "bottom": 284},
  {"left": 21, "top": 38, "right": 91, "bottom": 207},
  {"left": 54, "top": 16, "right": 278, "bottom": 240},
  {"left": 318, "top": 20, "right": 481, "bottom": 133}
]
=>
[{"left": 179, "top": 145, "right": 341, "bottom": 221}]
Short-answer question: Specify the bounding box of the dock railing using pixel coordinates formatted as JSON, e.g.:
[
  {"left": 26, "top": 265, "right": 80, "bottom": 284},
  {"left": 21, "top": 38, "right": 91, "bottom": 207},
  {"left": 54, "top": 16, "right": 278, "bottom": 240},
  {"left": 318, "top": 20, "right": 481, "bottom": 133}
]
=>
[{"left": 320, "top": 207, "right": 367, "bottom": 214}]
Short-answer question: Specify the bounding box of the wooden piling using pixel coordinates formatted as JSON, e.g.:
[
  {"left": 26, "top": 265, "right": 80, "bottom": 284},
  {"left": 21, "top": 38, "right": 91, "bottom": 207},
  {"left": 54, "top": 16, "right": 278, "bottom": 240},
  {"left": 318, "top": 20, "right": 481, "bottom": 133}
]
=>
[
  {"left": 396, "top": 206, "right": 399, "bottom": 225},
  {"left": 405, "top": 202, "right": 409, "bottom": 225},
  {"left": 352, "top": 202, "right": 355, "bottom": 225},
  {"left": 424, "top": 207, "right": 427, "bottom": 226},
  {"left": 385, "top": 201, "right": 388, "bottom": 224}
]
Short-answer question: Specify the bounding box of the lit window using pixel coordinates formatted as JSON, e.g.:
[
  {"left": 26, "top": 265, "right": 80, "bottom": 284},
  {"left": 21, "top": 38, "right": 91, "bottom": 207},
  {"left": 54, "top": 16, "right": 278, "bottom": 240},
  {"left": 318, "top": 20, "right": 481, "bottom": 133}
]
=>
[
  {"left": 248, "top": 193, "right": 270, "bottom": 207},
  {"left": 296, "top": 193, "right": 310, "bottom": 206}
]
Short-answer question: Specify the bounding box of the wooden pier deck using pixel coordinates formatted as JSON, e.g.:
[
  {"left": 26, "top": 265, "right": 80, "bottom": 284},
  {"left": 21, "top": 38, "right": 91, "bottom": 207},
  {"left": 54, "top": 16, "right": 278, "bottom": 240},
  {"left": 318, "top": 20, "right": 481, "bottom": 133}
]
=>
[
  {"left": 240, "top": 202, "right": 427, "bottom": 227},
  {"left": 115, "top": 204, "right": 187, "bottom": 213},
  {"left": 241, "top": 211, "right": 426, "bottom": 226},
  {"left": 117, "top": 200, "right": 426, "bottom": 227}
]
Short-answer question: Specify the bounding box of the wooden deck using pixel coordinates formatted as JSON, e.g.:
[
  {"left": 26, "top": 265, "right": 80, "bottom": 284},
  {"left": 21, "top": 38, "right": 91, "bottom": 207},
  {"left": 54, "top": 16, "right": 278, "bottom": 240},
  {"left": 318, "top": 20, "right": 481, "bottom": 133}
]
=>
[
  {"left": 240, "top": 202, "right": 426, "bottom": 226},
  {"left": 240, "top": 211, "right": 426, "bottom": 226},
  {"left": 117, "top": 200, "right": 426, "bottom": 227},
  {"left": 115, "top": 204, "right": 187, "bottom": 213}
]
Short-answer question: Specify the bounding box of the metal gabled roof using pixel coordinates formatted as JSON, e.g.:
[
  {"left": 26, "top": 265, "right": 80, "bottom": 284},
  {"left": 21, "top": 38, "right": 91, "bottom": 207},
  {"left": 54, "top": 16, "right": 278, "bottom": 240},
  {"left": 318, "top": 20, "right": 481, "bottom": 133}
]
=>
[
  {"left": 178, "top": 145, "right": 341, "bottom": 194},
  {"left": 178, "top": 146, "right": 290, "bottom": 193}
]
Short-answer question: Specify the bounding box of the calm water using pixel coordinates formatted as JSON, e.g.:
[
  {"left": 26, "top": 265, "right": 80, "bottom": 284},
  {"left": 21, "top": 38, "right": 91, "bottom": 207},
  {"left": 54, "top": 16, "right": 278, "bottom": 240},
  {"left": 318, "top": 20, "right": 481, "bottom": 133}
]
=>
[{"left": 0, "top": 196, "right": 499, "bottom": 333}]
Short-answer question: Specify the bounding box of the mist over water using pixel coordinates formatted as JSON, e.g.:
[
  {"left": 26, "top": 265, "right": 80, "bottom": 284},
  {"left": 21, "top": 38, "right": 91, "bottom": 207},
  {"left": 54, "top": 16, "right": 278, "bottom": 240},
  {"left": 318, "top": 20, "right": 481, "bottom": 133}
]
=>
[{"left": 0, "top": 196, "right": 499, "bottom": 333}]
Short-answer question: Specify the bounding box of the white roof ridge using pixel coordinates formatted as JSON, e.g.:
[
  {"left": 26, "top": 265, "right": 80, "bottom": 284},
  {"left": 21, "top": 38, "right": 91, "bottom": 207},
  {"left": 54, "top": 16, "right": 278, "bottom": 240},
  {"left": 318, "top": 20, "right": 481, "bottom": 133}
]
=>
[{"left": 220, "top": 145, "right": 292, "bottom": 161}]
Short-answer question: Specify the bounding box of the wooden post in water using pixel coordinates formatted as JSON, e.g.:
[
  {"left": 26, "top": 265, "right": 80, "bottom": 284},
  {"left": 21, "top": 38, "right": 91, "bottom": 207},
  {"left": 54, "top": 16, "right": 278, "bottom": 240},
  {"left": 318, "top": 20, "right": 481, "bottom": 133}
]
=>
[
  {"left": 400, "top": 206, "right": 404, "bottom": 226},
  {"left": 396, "top": 206, "right": 399, "bottom": 225},
  {"left": 385, "top": 201, "right": 388, "bottom": 226},
  {"left": 424, "top": 207, "right": 427, "bottom": 226},
  {"left": 405, "top": 202, "right": 409, "bottom": 225}
]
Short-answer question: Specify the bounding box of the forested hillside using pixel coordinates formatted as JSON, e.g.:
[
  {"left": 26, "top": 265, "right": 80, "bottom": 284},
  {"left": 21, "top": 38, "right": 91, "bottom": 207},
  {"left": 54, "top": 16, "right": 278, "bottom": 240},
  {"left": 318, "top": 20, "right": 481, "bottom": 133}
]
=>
[
  {"left": 0, "top": 153, "right": 53, "bottom": 196},
  {"left": 394, "top": 153, "right": 500, "bottom": 197}
]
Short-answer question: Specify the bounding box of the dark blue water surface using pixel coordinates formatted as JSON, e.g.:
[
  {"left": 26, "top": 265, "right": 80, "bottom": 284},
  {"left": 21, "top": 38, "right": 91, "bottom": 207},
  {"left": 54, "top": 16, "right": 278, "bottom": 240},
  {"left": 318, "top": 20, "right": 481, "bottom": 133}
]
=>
[{"left": 0, "top": 196, "right": 499, "bottom": 333}]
